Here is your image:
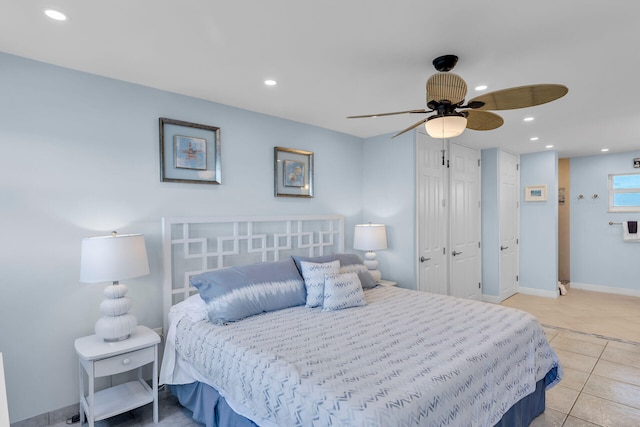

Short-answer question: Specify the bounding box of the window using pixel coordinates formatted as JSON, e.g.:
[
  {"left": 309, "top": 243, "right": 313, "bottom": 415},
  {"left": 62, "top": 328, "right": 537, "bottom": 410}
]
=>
[{"left": 609, "top": 173, "right": 640, "bottom": 212}]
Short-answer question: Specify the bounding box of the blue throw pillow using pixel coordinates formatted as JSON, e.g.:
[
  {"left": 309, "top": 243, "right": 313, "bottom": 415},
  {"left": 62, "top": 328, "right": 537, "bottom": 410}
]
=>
[
  {"left": 292, "top": 253, "right": 378, "bottom": 289},
  {"left": 190, "top": 259, "right": 306, "bottom": 324}
]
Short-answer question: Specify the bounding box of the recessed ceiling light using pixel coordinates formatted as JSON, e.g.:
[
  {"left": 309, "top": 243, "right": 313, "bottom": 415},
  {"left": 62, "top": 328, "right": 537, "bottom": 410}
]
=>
[
  {"left": 530, "top": 137, "right": 539, "bottom": 141},
  {"left": 44, "top": 9, "right": 67, "bottom": 21},
  {"left": 264, "top": 79, "right": 277, "bottom": 86},
  {"left": 475, "top": 85, "right": 487, "bottom": 91},
  {"left": 523, "top": 117, "right": 534, "bottom": 122},
  {"left": 601, "top": 148, "right": 609, "bottom": 152},
  {"left": 545, "top": 145, "right": 554, "bottom": 149}
]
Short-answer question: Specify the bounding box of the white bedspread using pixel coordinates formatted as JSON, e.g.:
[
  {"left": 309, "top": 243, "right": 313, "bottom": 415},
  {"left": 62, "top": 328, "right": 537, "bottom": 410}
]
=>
[{"left": 162, "top": 286, "right": 561, "bottom": 427}]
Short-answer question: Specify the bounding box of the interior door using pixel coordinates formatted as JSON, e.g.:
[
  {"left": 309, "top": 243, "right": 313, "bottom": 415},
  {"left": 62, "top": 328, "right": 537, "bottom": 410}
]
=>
[
  {"left": 499, "top": 150, "right": 519, "bottom": 301},
  {"left": 449, "top": 143, "right": 482, "bottom": 300},
  {"left": 416, "top": 132, "right": 448, "bottom": 294}
]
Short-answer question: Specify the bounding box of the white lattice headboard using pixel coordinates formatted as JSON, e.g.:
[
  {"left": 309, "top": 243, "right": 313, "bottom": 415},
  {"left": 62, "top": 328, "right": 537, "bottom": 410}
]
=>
[{"left": 161, "top": 215, "right": 344, "bottom": 332}]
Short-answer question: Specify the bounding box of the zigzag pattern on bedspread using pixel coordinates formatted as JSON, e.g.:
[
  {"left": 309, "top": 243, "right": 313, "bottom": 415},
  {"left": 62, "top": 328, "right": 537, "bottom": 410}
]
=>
[{"left": 174, "top": 286, "right": 561, "bottom": 427}]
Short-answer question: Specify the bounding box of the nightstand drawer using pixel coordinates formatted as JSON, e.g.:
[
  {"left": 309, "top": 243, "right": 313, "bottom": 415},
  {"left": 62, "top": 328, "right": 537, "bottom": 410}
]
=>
[{"left": 94, "top": 347, "right": 154, "bottom": 377}]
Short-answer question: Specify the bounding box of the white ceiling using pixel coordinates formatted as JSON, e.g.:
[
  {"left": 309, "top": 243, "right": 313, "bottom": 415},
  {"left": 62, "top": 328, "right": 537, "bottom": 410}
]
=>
[{"left": 2, "top": 1, "right": 639, "bottom": 158}]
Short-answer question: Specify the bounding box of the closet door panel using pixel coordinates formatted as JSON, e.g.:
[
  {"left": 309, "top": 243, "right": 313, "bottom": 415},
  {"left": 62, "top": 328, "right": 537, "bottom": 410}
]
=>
[
  {"left": 449, "top": 143, "right": 481, "bottom": 300},
  {"left": 416, "top": 133, "right": 447, "bottom": 294},
  {"left": 499, "top": 151, "right": 519, "bottom": 300}
]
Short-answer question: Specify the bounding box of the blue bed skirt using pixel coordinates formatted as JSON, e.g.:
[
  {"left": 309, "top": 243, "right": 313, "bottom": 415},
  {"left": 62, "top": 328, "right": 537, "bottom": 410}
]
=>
[
  {"left": 169, "top": 383, "right": 258, "bottom": 427},
  {"left": 170, "top": 371, "right": 551, "bottom": 427}
]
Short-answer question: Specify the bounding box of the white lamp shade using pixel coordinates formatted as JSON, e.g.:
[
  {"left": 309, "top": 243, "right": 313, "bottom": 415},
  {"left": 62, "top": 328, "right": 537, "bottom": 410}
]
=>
[
  {"left": 425, "top": 115, "right": 467, "bottom": 139},
  {"left": 353, "top": 224, "right": 387, "bottom": 251},
  {"left": 80, "top": 233, "right": 150, "bottom": 283}
]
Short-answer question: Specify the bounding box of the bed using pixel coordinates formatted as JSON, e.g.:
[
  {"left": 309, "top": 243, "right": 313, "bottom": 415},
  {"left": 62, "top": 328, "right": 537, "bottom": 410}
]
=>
[{"left": 159, "top": 215, "right": 561, "bottom": 427}]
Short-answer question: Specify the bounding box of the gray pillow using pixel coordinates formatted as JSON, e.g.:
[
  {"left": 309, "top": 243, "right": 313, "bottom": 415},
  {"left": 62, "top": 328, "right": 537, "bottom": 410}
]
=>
[
  {"left": 191, "top": 259, "right": 305, "bottom": 324},
  {"left": 292, "top": 253, "right": 378, "bottom": 289}
]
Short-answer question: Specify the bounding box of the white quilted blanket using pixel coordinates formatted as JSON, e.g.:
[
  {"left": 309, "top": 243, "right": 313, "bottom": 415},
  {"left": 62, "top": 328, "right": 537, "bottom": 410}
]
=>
[{"left": 169, "top": 286, "right": 561, "bottom": 427}]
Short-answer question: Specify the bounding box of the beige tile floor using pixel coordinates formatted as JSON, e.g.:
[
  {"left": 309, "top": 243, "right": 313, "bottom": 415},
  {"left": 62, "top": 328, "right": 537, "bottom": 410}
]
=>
[
  {"left": 502, "top": 288, "right": 640, "bottom": 343},
  {"left": 505, "top": 289, "right": 640, "bottom": 427}
]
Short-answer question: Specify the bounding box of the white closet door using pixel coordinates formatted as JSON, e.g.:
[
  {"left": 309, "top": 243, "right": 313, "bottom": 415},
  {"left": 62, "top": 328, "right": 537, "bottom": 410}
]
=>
[
  {"left": 416, "top": 132, "right": 448, "bottom": 294},
  {"left": 449, "top": 143, "right": 482, "bottom": 300},
  {"left": 499, "top": 150, "right": 520, "bottom": 301}
]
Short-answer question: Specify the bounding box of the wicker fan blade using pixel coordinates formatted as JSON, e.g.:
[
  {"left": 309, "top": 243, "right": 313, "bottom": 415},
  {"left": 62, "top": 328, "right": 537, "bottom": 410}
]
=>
[
  {"left": 426, "top": 72, "right": 467, "bottom": 105},
  {"left": 465, "top": 110, "right": 504, "bottom": 131},
  {"left": 347, "top": 109, "right": 428, "bottom": 119},
  {"left": 392, "top": 118, "right": 428, "bottom": 138},
  {"left": 469, "top": 84, "right": 568, "bottom": 111}
]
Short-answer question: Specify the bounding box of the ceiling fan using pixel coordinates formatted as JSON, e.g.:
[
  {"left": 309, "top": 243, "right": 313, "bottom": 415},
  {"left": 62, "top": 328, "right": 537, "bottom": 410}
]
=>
[{"left": 347, "top": 54, "right": 568, "bottom": 139}]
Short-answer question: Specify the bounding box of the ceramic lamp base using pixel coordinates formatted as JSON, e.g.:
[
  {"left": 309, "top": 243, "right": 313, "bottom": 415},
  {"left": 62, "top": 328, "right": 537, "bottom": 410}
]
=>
[
  {"left": 363, "top": 251, "right": 382, "bottom": 282},
  {"left": 95, "top": 283, "right": 137, "bottom": 342}
]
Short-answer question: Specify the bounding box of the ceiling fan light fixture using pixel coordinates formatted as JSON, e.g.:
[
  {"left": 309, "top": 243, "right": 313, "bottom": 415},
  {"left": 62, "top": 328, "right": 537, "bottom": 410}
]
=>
[
  {"left": 425, "top": 115, "right": 467, "bottom": 139},
  {"left": 44, "top": 9, "right": 68, "bottom": 21}
]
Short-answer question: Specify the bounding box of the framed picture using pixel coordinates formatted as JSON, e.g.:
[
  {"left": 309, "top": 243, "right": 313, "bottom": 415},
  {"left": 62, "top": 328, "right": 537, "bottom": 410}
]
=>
[
  {"left": 525, "top": 185, "right": 548, "bottom": 202},
  {"left": 159, "top": 117, "right": 221, "bottom": 184},
  {"left": 274, "top": 146, "right": 314, "bottom": 197}
]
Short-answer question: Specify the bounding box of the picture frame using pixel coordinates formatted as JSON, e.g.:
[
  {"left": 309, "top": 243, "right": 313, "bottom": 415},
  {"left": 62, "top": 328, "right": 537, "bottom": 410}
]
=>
[
  {"left": 159, "top": 117, "right": 221, "bottom": 184},
  {"left": 274, "top": 146, "right": 314, "bottom": 198},
  {"left": 525, "top": 185, "right": 548, "bottom": 202}
]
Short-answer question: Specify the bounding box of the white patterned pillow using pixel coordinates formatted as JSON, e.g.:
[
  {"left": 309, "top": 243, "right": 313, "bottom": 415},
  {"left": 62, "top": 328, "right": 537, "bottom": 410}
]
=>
[
  {"left": 300, "top": 260, "right": 340, "bottom": 308},
  {"left": 322, "top": 272, "right": 366, "bottom": 311}
]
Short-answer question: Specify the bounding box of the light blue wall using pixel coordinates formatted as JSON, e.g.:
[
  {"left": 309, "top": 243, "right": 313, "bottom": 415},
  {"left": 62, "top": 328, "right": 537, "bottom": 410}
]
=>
[
  {"left": 480, "top": 148, "right": 500, "bottom": 297},
  {"left": 0, "top": 52, "right": 366, "bottom": 423},
  {"left": 361, "top": 132, "right": 416, "bottom": 288},
  {"left": 570, "top": 150, "right": 640, "bottom": 292},
  {"left": 6, "top": 49, "right": 639, "bottom": 424},
  {"left": 519, "top": 151, "right": 558, "bottom": 294}
]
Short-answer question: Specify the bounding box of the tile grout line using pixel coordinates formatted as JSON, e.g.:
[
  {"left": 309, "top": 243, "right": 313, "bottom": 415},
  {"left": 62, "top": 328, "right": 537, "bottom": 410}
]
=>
[
  {"left": 547, "top": 327, "right": 640, "bottom": 427},
  {"left": 542, "top": 323, "right": 640, "bottom": 347}
]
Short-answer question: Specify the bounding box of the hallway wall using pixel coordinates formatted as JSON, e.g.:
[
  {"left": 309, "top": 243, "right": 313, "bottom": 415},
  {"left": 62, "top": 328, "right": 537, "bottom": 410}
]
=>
[{"left": 570, "top": 150, "right": 640, "bottom": 294}]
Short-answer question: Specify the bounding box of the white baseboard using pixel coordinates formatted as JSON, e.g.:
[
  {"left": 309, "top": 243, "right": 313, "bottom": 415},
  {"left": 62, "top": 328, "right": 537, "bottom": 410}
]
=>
[
  {"left": 482, "top": 294, "right": 502, "bottom": 304},
  {"left": 569, "top": 282, "right": 640, "bottom": 298},
  {"left": 482, "top": 288, "right": 558, "bottom": 303},
  {"left": 516, "top": 286, "right": 559, "bottom": 299}
]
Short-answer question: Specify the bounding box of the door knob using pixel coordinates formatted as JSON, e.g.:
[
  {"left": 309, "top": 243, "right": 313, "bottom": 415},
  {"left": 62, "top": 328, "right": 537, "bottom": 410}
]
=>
[
  {"left": 500, "top": 245, "right": 509, "bottom": 251},
  {"left": 452, "top": 251, "right": 462, "bottom": 256},
  {"left": 420, "top": 256, "right": 431, "bottom": 263}
]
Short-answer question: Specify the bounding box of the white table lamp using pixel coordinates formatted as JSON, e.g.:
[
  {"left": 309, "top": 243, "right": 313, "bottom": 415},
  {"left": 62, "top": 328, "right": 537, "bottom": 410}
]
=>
[
  {"left": 80, "top": 231, "right": 150, "bottom": 342},
  {"left": 353, "top": 223, "right": 387, "bottom": 281}
]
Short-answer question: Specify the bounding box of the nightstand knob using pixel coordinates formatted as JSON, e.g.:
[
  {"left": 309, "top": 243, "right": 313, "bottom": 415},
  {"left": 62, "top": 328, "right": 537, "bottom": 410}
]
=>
[{"left": 122, "top": 358, "right": 131, "bottom": 365}]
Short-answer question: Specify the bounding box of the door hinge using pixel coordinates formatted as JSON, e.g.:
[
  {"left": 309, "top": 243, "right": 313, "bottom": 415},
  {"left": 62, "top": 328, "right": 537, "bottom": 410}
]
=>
[
  {"left": 478, "top": 282, "right": 481, "bottom": 289},
  {"left": 477, "top": 159, "right": 481, "bottom": 167},
  {"left": 516, "top": 275, "right": 519, "bottom": 282},
  {"left": 516, "top": 238, "right": 519, "bottom": 245},
  {"left": 443, "top": 247, "right": 446, "bottom": 255},
  {"left": 516, "top": 163, "right": 519, "bottom": 171},
  {"left": 447, "top": 159, "right": 450, "bottom": 168},
  {"left": 478, "top": 242, "right": 481, "bottom": 248}
]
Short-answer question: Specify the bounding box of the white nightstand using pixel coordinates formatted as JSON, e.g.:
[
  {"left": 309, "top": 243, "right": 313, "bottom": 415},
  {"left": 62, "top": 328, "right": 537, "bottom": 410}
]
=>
[
  {"left": 377, "top": 279, "right": 397, "bottom": 287},
  {"left": 75, "top": 325, "right": 160, "bottom": 427}
]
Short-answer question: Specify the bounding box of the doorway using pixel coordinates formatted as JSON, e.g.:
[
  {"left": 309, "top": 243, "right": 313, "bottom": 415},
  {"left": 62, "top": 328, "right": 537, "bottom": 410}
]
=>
[{"left": 558, "top": 158, "right": 570, "bottom": 284}]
